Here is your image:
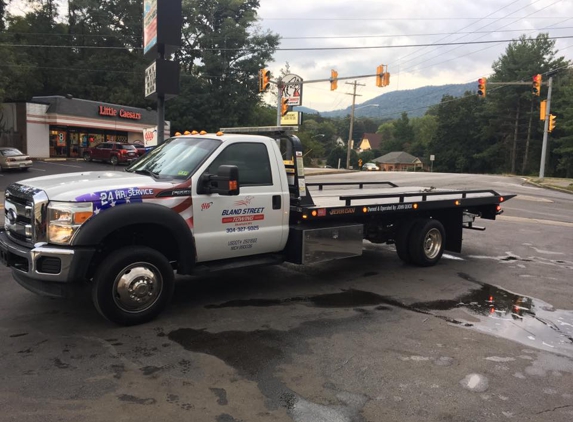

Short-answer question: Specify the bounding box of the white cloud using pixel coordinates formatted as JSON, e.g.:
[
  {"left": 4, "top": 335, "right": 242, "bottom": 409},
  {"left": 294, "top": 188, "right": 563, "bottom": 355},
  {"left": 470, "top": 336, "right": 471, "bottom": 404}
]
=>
[{"left": 258, "top": 0, "right": 573, "bottom": 112}]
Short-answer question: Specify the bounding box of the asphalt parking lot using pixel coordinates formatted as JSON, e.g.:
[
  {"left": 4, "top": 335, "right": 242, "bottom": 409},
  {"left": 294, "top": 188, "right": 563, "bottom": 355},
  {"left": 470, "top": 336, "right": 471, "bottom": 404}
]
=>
[{"left": 0, "top": 169, "right": 572, "bottom": 421}]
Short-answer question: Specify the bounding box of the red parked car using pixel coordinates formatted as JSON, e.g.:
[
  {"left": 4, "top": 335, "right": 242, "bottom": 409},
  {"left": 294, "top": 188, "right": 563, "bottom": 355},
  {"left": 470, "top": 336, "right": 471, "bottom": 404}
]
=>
[
  {"left": 131, "top": 141, "right": 155, "bottom": 157},
  {"left": 83, "top": 142, "right": 138, "bottom": 165}
]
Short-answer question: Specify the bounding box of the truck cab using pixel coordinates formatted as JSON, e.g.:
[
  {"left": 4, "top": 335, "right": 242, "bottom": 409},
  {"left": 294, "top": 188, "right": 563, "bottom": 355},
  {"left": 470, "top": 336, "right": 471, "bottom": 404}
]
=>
[{"left": 0, "top": 128, "right": 306, "bottom": 325}]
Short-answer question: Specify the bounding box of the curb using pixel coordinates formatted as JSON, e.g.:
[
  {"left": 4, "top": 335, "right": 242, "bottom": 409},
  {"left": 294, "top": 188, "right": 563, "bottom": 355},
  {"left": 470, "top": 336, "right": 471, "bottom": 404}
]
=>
[
  {"left": 523, "top": 178, "right": 573, "bottom": 195},
  {"left": 31, "top": 158, "right": 84, "bottom": 162}
]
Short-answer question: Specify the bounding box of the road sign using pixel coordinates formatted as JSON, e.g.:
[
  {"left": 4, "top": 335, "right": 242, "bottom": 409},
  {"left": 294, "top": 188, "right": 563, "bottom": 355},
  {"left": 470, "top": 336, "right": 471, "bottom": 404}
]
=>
[
  {"left": 280, "top": 111, "right": 302, "bottom": 126},
  {"left": 281, "top": 74, "right": 303, "bottom": 106},
  {"left": 430, "top": 155, "right": 435, "bottom": 161},
  {"left": 145, "top": 61, "right": 157, "bottom": 99}
]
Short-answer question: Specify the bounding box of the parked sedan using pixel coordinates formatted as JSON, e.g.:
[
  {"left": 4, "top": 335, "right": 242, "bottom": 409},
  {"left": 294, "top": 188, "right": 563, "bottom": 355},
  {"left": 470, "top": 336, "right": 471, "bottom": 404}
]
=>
[
  {"left": 362, "top": 162, "right": 380, "bottom": 171},
  {"left": 0, "top": 147, "right": 33, "bottom": 171}
]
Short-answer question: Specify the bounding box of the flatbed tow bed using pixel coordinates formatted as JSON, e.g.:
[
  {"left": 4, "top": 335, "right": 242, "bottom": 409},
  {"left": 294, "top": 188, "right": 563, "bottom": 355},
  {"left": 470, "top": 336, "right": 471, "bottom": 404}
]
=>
[
  {"left": 221, "top": 126, "right": 516, "bottom": 268},
  {"left": 294, "top": 182, "right": 514, "bottom": 221}
]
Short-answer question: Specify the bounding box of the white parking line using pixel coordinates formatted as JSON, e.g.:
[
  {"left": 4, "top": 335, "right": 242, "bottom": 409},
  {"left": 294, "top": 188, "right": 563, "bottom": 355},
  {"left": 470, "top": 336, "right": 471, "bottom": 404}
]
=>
[{"left": 42, "top": 162, "right": 82, "bottom": 168}]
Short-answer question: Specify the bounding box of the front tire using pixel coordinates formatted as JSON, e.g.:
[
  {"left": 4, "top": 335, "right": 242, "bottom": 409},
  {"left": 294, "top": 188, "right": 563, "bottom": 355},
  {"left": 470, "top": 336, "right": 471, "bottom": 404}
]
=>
[
  {"left": 83, "top": 153, "right": 92, "bottom": 162},
  {"left": 91, "top": 246, "right": 175, "bottom": 325},
  {"left": 110, "top": 155, "right": 119, "bottom": 166},
  {"left": 408, "top": 219, "right": 446, "bottom": 267}
]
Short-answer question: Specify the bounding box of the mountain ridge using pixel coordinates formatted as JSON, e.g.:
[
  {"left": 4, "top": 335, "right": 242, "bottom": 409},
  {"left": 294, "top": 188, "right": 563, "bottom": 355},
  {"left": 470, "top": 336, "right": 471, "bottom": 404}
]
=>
[{"left": 294, "top": 82, "right": 476, "bottom": 119}]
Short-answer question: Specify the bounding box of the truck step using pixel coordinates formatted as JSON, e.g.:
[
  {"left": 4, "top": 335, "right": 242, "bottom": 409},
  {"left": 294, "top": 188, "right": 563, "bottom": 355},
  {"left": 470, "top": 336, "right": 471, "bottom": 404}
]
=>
[{"left": 193, "top": 254, "right": 285, "bottom": 274}]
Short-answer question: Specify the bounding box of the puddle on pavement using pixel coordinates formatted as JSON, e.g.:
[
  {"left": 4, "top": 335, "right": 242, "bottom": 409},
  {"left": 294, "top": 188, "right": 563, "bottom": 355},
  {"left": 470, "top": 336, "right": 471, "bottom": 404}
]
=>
[
  {"left": 205, "top": 273, "right": 573, "bottom": 358},
  {"left": 410, "top": 273, "right": 573, "bottom": 358}
]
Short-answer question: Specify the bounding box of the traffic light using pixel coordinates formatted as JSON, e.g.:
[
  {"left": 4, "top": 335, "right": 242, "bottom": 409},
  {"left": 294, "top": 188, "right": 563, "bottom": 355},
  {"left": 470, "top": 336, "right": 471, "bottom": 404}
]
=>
[
  {"left": 330, "top": 69, "right": 338, "bottom": 91},
  {"left": 548, "top": 114, "right": 556, "bottom": 132},
  {"left": 281, "top": 98, "right": 289, "bottom": 116},
  {"left": 477, "top": 77, "right": 487, "bottom": 97},
  {"left": 539, "top": 100, "right": 547, "bottom": 121},
  {"left": 376, "top": 64, "right": 384, "bottom": 87},
  {"left": 383, "top": 72, "right": 390, "bottom": 87},
  {"left": 259, "top": 69, "right": 271, "bottom": 92},
  {"left": 532, "top": 74, "right": 542, "bottom": 96}
]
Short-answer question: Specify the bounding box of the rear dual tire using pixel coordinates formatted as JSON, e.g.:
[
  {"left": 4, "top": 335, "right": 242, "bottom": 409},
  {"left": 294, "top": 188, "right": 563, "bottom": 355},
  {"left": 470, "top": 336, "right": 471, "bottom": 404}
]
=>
[{"left": 395, "top": 218, "right": 445, "bottom": 267}]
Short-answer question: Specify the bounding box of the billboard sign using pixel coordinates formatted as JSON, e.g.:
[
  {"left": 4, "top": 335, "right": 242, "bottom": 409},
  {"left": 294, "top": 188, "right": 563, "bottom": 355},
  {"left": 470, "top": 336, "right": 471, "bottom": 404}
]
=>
[
  {"left": 143, "top": 0, "right": 158, "bottom": 55},
  {"left": 281, "top": 74, "right": 303, "bottom": 106}
]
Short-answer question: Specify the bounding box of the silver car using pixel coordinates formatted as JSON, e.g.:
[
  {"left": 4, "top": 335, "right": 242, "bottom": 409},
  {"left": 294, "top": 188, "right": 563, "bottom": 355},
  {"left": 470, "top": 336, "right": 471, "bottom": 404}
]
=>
[{"left": 0, "top": 147, "right": 33, "bottom": 171}]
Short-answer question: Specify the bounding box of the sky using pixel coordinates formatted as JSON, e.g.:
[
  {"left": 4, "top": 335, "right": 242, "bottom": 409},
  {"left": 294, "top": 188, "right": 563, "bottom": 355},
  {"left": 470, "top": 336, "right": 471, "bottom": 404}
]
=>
[{"left": 256, "top": 0, "right": 573, "bottom": 112}]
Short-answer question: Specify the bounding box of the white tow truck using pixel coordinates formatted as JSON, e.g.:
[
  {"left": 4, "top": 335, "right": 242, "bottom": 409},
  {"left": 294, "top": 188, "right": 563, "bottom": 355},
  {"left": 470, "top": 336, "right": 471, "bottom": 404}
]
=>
[{"left": 0, "top": 127, "right": 514, "bottom": 325}]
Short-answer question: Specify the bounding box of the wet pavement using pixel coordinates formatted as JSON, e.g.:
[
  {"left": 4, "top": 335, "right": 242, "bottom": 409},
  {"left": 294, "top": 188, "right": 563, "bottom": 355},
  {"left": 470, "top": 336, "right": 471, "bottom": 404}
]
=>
[{"left": 1, "top": 172, "right": 573, "bottom": 421}]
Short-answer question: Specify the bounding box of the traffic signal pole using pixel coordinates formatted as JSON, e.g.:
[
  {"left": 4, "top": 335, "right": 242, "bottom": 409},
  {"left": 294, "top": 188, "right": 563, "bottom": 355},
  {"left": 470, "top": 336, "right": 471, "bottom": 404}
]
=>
[
  {"left": 539, "top": 76, "right": 553, "bottom": 179},
  {"left": 276, "top": 81, "right": 283, "bottom": 126}
]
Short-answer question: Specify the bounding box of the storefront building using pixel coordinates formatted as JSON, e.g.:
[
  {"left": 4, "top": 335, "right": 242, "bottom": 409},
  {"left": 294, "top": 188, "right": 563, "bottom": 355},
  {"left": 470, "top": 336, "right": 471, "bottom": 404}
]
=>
[{"left": 0, "top": 96, "right": 169, "bottom": 158}]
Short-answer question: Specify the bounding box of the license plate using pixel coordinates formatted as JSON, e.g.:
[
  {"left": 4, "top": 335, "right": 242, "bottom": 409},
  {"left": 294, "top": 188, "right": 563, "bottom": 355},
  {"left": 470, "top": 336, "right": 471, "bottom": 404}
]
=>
[{"left": 19, "top": 163, "right": 25, "bottom": 167}]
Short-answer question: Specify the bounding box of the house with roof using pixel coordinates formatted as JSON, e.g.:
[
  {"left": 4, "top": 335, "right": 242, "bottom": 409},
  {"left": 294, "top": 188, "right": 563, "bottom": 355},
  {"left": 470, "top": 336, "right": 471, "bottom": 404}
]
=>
[
  {"left": 373, "top": 151, "right": 424, "bottom": 171},
  {"left": 357, "top": 133, "right": 382, "bottom": 151}
]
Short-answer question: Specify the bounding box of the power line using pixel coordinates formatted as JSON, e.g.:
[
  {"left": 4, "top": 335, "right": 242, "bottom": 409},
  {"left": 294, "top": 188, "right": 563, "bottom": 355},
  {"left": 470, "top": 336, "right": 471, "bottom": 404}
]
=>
[
  {"left": 260, "top": 16, "right": 572, "bottom": 21},
  {"left": 4, "top": 35, "right": 573, "bottom": 51},
  {"left": 3, "top": 26, "right": 571, "bottom": 42},
  {"left": 0, "top": 44, "right": 142, "bottom": 50},
  {"left": 395, "top": 0, "right": 525, "bottom": 65},
  {"left": 396, "top": 0, "right": 548, "bottom": 70},
  {"left": 279, "top": 26, "right": 573, "bottom": 40},
  {"left": 1, "top": 32, "right": 142, "bottom": 39},
  {"left": 398, "top": 0, "right": 568, "bottom": 75}
]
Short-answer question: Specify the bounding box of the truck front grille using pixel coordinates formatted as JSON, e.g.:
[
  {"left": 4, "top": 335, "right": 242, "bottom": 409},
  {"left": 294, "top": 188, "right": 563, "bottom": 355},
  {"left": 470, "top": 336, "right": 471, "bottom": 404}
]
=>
[{"left": 5, "top": 184, "right": 48, "bottom": 245}]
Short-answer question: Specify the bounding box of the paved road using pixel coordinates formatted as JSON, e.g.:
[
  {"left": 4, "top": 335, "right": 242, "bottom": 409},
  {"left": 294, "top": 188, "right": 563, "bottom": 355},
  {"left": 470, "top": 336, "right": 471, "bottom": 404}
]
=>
[
  {"left": 0, "top": 160, "right": 124, "bottom": 192},
  {"left": 1, "top": 169, "right": 572, "bottom": 421}
]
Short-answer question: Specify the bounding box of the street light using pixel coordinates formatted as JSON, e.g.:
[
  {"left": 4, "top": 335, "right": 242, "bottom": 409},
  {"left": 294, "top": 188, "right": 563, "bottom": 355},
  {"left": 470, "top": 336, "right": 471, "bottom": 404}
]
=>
[
  {"left": 312, "top": 134, "right": 325, "bottom": 140},
  {"left": 346, "top": 104, "right": 379, "bottom": 169}
]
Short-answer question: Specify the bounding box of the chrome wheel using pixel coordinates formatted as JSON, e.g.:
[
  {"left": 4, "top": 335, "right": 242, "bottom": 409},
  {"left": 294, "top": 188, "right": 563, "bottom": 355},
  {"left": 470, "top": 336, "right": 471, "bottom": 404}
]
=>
[
  {"left": 423, "top": 228, "right": 442, "bottom": 260},
  {"left": 112, "top": 263, "right": 163, "bottom": 313}
]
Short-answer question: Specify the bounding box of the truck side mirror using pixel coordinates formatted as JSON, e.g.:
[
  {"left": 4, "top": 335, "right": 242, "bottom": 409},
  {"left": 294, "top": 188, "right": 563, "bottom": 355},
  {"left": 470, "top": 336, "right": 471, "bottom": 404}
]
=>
[{"left": 198, "top": 165, "right": 240, "bottom": 196}]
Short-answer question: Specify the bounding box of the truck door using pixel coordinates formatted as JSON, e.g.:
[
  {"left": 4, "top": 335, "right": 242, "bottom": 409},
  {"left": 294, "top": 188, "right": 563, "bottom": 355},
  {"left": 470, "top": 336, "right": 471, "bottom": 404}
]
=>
[{"left": 192, "top": 141, "right": 287, "bottom": 262}]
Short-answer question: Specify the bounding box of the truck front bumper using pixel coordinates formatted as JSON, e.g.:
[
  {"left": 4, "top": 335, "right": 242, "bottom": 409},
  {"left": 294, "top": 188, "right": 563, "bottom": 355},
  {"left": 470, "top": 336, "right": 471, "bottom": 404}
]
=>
[{"left": 0, "top": 230, "right": 95, "bottom": 298}]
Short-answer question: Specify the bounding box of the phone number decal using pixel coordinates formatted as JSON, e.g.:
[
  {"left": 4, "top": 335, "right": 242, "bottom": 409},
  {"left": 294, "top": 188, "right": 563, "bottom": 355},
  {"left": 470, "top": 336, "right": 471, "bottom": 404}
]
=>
[{"left": 226, "top": 225, "right": 259, "bottom": 234}]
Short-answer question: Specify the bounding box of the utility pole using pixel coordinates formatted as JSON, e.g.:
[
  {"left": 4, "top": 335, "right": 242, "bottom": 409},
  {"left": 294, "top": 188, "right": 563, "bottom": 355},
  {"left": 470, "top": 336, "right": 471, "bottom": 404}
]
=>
[
  {"left": 539, "top": 76, "right": 553, "bottom": 179},
  {"left": 276, "top": 80, "right": 283, "bottom": 127},
  {"left": 346, "top": 81, "right": 363, "bottom": 169}
]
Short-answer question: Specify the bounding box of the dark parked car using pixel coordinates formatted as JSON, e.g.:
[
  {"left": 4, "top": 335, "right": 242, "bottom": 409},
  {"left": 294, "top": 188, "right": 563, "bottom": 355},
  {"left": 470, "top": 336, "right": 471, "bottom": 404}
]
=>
[
  {"left": 83, "top": 142, "right": 138, "bottom": 165},
  {"left": 131, "top": 142, "right": 155, "bottom": 157}
]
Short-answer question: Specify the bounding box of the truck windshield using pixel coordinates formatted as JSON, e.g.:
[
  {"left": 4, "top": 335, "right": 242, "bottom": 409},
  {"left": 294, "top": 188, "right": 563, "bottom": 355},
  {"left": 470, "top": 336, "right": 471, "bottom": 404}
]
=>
[{"left": 126, "top": 137, "right": 221, "bottom": 179}]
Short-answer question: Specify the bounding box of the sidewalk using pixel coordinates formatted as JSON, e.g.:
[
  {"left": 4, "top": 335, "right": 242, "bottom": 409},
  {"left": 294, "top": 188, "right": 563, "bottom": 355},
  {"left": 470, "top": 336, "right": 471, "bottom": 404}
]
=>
[{"left": 524, "top": 177, "right": 573, "bottom": 194}]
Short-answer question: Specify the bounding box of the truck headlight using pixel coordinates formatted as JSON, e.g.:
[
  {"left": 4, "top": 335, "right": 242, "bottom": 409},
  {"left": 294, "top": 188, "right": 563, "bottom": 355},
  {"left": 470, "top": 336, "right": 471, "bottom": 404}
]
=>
[{"left": 47, "top": 202, "right": 93, "bottom": 245}]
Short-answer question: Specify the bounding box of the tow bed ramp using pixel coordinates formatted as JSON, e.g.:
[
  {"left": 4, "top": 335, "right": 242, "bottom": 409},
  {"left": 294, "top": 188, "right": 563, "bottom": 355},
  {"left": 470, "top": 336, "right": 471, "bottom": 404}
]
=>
[{"left": 292, "top": 181, "right": 515, "bottom": 221}]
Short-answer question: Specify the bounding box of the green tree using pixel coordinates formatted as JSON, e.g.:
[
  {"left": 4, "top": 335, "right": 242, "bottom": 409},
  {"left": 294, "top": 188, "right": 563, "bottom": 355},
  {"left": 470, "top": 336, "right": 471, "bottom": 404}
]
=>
[
  {"left": 429, "top": 93, "right": 491, "bottom": 173},
  {"left": 168, "top": 0, "right": 280, "bottom": 131},
  {"left": 410, "top": 114, "right": 437, "bottom": 159},
  {"left": 488, "top": 33, "right": 569, "bottom": 174},
  {"left": 393, "top": 112, "right": 415, "bottom": 150},
  {"left": 550, "top": 69, "right": 573, "bottom": 177}
]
